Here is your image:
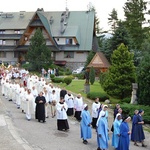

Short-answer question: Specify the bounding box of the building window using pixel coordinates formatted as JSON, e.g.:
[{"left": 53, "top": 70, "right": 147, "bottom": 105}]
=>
[
  {"left": 0, "top": 51, "right": 6, "bottom": 58},
  {"left": 14, "top": 40, "right": 19, "bottom": 45},
  {"left": 0, "top": 30, "right": 5, "bottom": 34},
  {"left": 14, "top": 30, "right": 20, "bottom": 34},
  {"left": 14, "top": 52, "right": 19, "bottom": 58},
  {"left": 66, "top": 38, "right": 72, "bottom": 45},
  {"left": 0, "top": 40, "right": 6, "bottom": 45},
  {"left": 64, "top": 52, "right": 74, "bottom": 58}
]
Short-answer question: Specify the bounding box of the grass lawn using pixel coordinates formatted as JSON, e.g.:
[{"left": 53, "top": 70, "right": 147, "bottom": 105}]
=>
[
  {"left": 55, "top": 79, "right": 105, "bottom": 96},
  {"left": 54, "top": 79, "right": 120, "bottom": 104}
]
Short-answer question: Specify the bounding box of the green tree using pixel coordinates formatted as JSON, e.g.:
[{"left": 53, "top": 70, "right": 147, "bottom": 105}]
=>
[
  {"left": 123, "top": 0, "right": 148, "bottom": 50},
  {"left": 26, "top": 28, "right": 52, "bottom": 71},
  {"left": 110, "top": 21, "right": 133, "bottom": 51},
  {"left": 108, "top": 8, "right": 118, "bottom": 33},
  {"left": 99, "top": 37, "right": 112, "bottom": 62},
  {"left": 89, "top": 66, "right": 95, "bottom": 85},
  {"left": 137, "top": 52, "right": 150, "bottom": 105},
  {"left": 103, "top": 43, "right": 136, "bottom": 99},
  {"left": 85, "top": 51, "right": 96, "bottom": 68},
  {"left": 100, "top": 21, "right": 132, "bottom": 62},
  {"left": 91, "top": 6, "right": 101, "bottom": 34}
]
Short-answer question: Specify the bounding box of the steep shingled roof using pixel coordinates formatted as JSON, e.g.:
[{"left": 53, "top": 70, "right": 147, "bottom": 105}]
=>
[{"left": 87, "top": 52, "right": 110, "bottom": 68}]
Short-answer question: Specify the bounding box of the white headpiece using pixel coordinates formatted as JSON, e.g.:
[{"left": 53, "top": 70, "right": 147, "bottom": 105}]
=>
[
  {"left": 96, "top": 110, "right": 106, "bottom": 126},
  {"left": 83, "top": 104, "right": 88, "bottom": 109}
]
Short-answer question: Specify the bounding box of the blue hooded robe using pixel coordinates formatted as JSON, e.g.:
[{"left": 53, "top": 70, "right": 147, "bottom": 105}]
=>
[
  {"left": 117, "top": 121, "right": 130, "bottom": 150},
  {"left": 112, "top": 114, "right": 122, "bottom": 148},
  {"left": 97, "top": 115, "right": 109, "bottom": 149},
  {"left": 80, "top": 109, "right": 92, "bottom": 140}
]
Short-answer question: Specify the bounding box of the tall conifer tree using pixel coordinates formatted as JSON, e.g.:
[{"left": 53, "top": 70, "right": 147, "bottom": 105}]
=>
[
  {"left": 26, "top": 28, "right": 52, "bottom": 71},
  {"left": 103, "top": 43, "right": 136, "bottom": 99},
  {"left": 123, "top": 0, "right": 148, "bottom": 50}
]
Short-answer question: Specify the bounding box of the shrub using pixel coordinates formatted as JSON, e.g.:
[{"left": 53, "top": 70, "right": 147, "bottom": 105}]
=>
[
  {"left": 121, "top": 97, "right": 131, "bottom": 104},
  {"left": 50, "top": 74, "right": 55, "bottom": 79},
  {"left": 87, "top": 92, "right": 109, "bottom": 102},
  {"left": 58, "top": 66, "right": 65, "bottom": 72},
  {"left": 65, "top": 71, "right": 72, "bottom": 75},
  {"left": 67, "top": 75, "right": 75, "bottom": 80},
  {"left": 59, "top": 71, "right": 64, "bottom": 76},
  {"left": 51, "top": 77, "right": 64, "bottom": 83},
  {"left": 75, "top": 73, "right": 85, "bottom": 79},
  {"left": 64, "top": 77, "right": 72, "bottom": 85},
  {"left": 89, "top": 66, "right": 95, "bottom": 85},
  {"left": 99, "top": 72, "right": 108, "bottom": 87}
]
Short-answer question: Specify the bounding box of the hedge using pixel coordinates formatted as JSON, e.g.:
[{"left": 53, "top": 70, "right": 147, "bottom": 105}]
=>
[
  {"left": 51, "top": 77, "right": 64, "bottom": 83},
  {"left": 120, "top": 97, "right": 131, "bottom": 104},
  {"left": 87, "top": 92, "right": 109, "bottom": 102}
]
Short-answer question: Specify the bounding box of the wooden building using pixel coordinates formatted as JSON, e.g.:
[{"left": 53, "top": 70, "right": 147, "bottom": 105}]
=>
[{"left": 87, "top": 52, "right": 110, "bottom": 76}]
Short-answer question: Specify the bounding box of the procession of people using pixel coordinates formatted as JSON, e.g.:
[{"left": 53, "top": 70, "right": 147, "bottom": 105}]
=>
[{"left": 0, "top": 65, "right": 148, "bottom": 150}]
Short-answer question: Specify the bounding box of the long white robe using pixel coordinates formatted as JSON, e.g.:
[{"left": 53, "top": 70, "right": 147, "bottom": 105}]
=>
[
  {"left": 7, "top": 83, "right": 13, "bottom": 100},
  {"left": 20, "top": 89, "right": 27, "bottom": 112},
  {"left": 25, "top": 93, "right": 35, "bottom": 120},
  {"left": 1, "top": 78, "right": 6, "bottom": 95},
  {"left": 43, "top": 92, "right": 50, "bottom": 117}
]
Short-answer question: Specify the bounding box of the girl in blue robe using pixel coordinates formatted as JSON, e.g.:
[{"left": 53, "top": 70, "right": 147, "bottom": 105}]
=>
[
  {"left": 117, "top": 116, "right": 131, "bottom": 150},
  {"left": 112, "top": 113, "right": 122, "bottom": 149},
  {"left": 97, "top": 110, "right": 109, "bottom": 150},
  {"left": 80, "top": 104, "right": 92, "bottom": 144},
  {"left": 133, "top": 109, "right": 147, "bottom": 147}
]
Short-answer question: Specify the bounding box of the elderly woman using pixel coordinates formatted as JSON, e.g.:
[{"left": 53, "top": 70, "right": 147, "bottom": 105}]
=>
[
  {"left": 133, "top": 109, "right": 147, "bottom": 147},
  {"left": 112, "top": 113, "right": 122, "bottom": 149},
  {"left": 80, "top": 104, "right": 92, "bottom": 144},
  {"left": 131, "top": 109, "right": 139, "bottom": 142}
]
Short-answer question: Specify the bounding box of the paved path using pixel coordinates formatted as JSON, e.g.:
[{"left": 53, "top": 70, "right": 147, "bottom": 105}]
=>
[{"left": 0, "top": 85, "right": 150, "bottom": 150}]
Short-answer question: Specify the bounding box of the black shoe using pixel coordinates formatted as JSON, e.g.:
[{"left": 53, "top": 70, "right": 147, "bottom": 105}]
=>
[
  {"left": 43, "top": 120, "right": 46, "bottom": 123},
  {"left": 134, "top": 143, "right": 139, "bottom": 146},
  {"left": 28, "top": 119, "right": 30, "bottom": 121},
  {"left": 142, "top": 144, "right": 147, "bottom": 147},
  {"left": 83, "top": 140, "right": 88, "bottom": 144},
  {"left": 2, "top": 94, "right": 4, "bottom": 96},
  {"left": 9, "top": 99, "right": 12, "bottom": 101},
  {"left": 58, "top": 129, "right": 63, "bottom": 131}
]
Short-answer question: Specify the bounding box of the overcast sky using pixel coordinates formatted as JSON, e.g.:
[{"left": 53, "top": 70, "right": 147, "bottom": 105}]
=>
[{"left": 0, "top": 0, "right": 127, "bottom": 31}]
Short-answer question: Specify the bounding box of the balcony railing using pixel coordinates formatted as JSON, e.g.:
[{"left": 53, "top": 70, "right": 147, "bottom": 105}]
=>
[{"left": 0, "top": 34, "right": 22, "bottom": 39}]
